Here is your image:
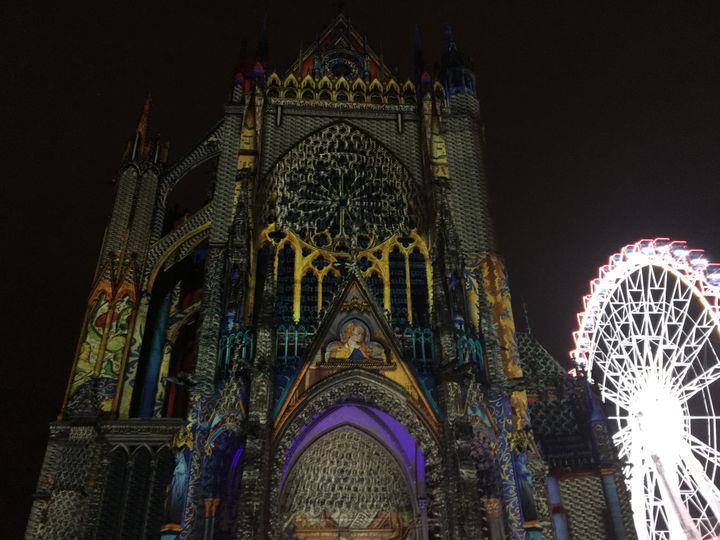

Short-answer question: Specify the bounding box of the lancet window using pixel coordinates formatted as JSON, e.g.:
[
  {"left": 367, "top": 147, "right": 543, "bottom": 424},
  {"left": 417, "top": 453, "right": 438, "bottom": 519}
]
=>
[
  {"left": 95, "top": 446, "right": 174, "bottom": 539},
  {"left": 131, "top": 242, "right": 207, "bottom": 418}
]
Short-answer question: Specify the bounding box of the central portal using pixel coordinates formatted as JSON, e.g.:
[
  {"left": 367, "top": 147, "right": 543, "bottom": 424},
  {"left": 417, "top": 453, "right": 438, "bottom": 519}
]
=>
[{"left": 280, "top": 426, "right": 415, "bottom": 539}]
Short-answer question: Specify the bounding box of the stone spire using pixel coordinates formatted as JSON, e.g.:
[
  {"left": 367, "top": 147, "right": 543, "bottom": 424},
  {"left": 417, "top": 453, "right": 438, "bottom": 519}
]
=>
[{"left": 439, "top": 24, "right": 476, "bottom": 96}]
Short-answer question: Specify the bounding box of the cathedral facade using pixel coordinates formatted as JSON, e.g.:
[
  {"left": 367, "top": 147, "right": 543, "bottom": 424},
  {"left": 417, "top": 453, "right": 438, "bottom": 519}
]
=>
[{"left": 26, "top": 14, "right": 636, "bottom": 540}]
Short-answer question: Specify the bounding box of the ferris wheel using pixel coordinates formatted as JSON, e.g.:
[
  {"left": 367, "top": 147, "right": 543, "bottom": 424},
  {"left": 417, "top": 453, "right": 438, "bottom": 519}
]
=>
[{"left": 571, "top": 238, "right": 720, "bottom": 539}]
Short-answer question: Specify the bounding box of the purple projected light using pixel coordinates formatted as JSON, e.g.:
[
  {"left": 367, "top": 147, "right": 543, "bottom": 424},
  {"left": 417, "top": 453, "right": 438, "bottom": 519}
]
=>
[
  {"left": 230, "top": 447, "right": 244, "bottom": 472},
  {"left": 280, "top": 403, "right": 425, "bottom": 493}
]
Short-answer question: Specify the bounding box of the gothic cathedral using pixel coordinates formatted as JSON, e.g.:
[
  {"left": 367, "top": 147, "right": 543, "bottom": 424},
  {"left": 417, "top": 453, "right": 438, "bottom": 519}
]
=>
[{"left": 26, "top": 14, "right": 637, "bottom": 540}]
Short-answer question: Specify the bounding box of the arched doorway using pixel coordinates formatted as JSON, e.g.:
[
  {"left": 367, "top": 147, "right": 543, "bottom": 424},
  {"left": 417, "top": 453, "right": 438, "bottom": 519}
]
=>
[
  {"left": 280, "top": 425, "right": 414, "bottom": 539},
  {"left": 270, "top": 371, "right": 443, "bottom": 539}
]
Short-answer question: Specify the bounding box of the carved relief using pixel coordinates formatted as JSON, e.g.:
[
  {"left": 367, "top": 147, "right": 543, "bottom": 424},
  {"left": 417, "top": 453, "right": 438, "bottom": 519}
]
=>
[{"left": 280, "top": 426, "right": 413, "bottom": 538}]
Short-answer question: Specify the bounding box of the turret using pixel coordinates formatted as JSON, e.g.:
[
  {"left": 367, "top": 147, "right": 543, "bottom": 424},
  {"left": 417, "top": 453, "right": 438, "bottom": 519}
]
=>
[
  {"left": 61, "top": 96, "right": 170, "bottom": 418},
  {"left": 107, "top": 96, "right": 169, "bottom": 261},
  {"left": 433, "top": 26, "right": 495, "bottom": 257},
  {"left": 439, "top": 25, "right": 476, "bottom": 97}
]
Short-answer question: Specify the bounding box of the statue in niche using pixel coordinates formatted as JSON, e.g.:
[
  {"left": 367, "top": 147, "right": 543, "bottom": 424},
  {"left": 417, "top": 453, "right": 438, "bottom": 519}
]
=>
[
  {"left": 163, "top": 452, "right": 189, "bottom": 527},
  {"left": 515, "top": 451, "right": 539, "bottom": 522},
  {"left": 466, "top": 402, "right": 495, "bottom": 434},
  {"left": 324, "top": 320, "right": 385, "bottom": 362},
  {"left": 510, "top": 390, "right": 531, "bottom": 432}
]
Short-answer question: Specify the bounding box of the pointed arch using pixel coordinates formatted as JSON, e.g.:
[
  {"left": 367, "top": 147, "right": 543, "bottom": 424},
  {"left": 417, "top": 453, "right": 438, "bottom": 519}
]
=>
[
  {"left": 95, "top": 446, "right": 129, "bottom": 537},
  {"left": 300, "top": 88, "right": 315, "bottom": 100},
  {"left": 269, "top": 369, "right": 444, "bottom": 538},
  {"left": 266, "top": 72, "right": 282, "bottom": 87},
  {"left": 385, "top": 78, "right": 401, "bottom": 94},
  {"left": 260, "top": 117, "right": 422, "bottom": 186},
  {"left": 300, "top": 74, "right": 316, "bottom": 89},
  {"left": 283, "top": 73, "right": 299, "bottom": 87},
  {"left": 335, "top": 75, "right": 350, "bottom": 91},
  {"left": 402, "top": 80, "right": 416, "bottom": 94},
  {"left": 433, "top": 81, "right": 446, "bottom": 104},
  {"left": 351, "top": 77, "right": 367, "bottom": 92},
  {"left": 385, "top": 78, "right": 401, "bottom": 105},
  {"left": 279, "top": 423, "right": 417, "bottom": 537},
  {"left": 318, "top": 75, "right": 333, "bottom": 90},
  {"left": 269, "top": 266, "right": 439, "bottom": 428},
  {"left": 120, "top": 445, "right": 152, "bottom": 537},
  {"left": 369, "top": 79, "right": 383, "bottom": 103},
  {"left": 281, "top": 86, "right": 297, "bottom": 99},
  {"left": 127, "top": 239, "right": 207, "bottom": 418},
  {"left": 144, "top": 446, "right": 176, "bottom": 538},
  {"left": 369, "top": 78, "right": 383, "bottom": 93}
]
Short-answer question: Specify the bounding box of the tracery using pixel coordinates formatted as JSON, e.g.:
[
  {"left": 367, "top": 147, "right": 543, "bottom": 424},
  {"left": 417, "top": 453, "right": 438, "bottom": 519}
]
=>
[{"left": 264, "top": 122, "right": 417, "bottom": 251}]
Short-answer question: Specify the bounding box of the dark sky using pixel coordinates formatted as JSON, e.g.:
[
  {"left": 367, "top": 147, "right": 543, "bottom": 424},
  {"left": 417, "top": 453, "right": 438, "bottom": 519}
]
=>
[{"left": 3, "top": 1, "right": 720, "bottom": 536}]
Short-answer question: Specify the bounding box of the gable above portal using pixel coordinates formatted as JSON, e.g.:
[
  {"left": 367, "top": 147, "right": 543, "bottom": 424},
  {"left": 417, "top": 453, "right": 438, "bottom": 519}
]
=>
[{"left": 273, "top": 272, "right": 439, "bottom": 433}]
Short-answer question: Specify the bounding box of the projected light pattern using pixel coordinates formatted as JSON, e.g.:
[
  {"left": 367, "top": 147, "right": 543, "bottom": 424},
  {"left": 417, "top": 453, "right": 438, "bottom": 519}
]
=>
[{"left": 571, "top": 238, "right": 720, "bottom": 539}]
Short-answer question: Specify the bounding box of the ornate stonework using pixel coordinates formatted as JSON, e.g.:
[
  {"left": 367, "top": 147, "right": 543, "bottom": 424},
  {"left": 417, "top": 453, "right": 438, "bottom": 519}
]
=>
[
  {"left": 26, "top": 11, "right": 634, "bottom": 540},
  {"left": 281, "top": 426, "right": 413, "bottom": 534},
  {"left": 265, "top": 122, "right": 415, "bottom": 250}
]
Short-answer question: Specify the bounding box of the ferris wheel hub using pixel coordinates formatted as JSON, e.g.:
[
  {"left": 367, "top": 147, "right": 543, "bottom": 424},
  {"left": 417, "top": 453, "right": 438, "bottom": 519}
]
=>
[{"left": 631, "top": 381, "right": 685, "bottom": 456}]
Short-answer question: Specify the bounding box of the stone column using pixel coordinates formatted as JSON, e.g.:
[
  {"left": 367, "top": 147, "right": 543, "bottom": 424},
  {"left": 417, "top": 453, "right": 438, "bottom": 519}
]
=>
[
  {"left": 202, "top": 498, "right": 221, "bottom": 540},
  {"left": 527, "top": 453, "right": 552, "bottom": 539},
  {"left": 195, "top": 104, "right": 244, "bottom": 399},
  {"left": 453, "top": 419, "right": 484, "bottom": 538},
  {"left": 235, "top": 249, "right": 277, "bottom": 539},
  {"left": 483, "top": 496, "right": 503, "bottom": 540}
]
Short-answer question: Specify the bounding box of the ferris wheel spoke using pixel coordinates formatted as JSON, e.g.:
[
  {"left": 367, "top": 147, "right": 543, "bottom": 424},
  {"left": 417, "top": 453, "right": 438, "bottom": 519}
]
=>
[
  {"left": 662, "top": 283, "right": 698, "bottom": 346},
  {"left": 661, "top": 320, "right": 707, "bottom": 370},
  {"left": 670, "top": 318, "right": 717, "bottom": 383},
  {"left": 599, "top": 333, "right": 648, "bottom": 385},
  {"left": 643, "top": 453, "right": 702, "bottom": 539},
  {"left": 678, "top": 362, "right": 720, "bottom": 403},
  {"left": 610, "top": 423, "right": 635, "bottom": 459},
  {"left": 686, "top": 433, "right": 720, "bottom": 471},
  {"left": 687, "top": 416, "right": 720, "bottom": 424},
  {"left": 600, "top": 383, "right": 633, "bottom": 409}
]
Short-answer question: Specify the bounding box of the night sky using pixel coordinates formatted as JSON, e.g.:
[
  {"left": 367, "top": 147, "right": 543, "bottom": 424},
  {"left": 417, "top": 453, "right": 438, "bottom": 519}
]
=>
[{"left": 3, "top": 1, "right": 720, "bottom": 536}]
